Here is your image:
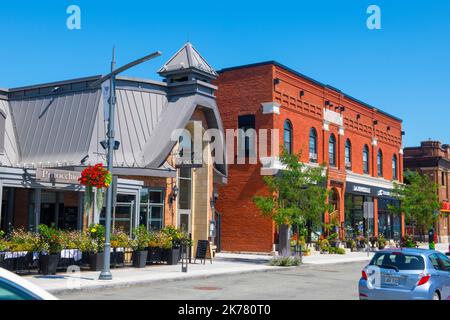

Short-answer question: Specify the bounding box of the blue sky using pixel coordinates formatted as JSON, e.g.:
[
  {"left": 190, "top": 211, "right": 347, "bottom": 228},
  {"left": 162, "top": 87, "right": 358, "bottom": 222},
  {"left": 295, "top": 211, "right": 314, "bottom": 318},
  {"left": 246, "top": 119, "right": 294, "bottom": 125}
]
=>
[{"left": 0, "top": 0, "right": 449, "bottom": 147}]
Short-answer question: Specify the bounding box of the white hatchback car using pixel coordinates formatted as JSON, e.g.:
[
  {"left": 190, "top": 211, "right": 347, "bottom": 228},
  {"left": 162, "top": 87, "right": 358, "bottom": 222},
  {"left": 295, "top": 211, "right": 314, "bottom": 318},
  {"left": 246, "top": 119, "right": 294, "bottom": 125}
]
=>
[{"left": 0, "top": 267, "right": 57, "bottom": 300}]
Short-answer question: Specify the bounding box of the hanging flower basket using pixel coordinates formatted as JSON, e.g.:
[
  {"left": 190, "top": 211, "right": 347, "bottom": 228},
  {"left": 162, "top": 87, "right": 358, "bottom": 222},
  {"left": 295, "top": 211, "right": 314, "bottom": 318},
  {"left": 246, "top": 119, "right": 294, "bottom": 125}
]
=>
[{"left": 78, "top": 164, "right": 112, "bottom": 215}]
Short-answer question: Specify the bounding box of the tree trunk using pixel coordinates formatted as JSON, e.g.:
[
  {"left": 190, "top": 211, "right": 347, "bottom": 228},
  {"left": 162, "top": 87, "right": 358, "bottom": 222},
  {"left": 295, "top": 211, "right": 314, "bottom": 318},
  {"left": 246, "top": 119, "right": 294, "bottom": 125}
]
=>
[{"left": 278, "top": 224, "right": 291, "bottom": 257}]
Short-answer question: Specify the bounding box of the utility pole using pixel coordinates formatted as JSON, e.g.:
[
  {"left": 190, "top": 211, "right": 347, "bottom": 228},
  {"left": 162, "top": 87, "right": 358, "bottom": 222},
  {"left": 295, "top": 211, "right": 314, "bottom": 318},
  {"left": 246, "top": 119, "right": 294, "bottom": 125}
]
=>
[{"left": 91, "top": 48, "right": 162, "bottom": 281}]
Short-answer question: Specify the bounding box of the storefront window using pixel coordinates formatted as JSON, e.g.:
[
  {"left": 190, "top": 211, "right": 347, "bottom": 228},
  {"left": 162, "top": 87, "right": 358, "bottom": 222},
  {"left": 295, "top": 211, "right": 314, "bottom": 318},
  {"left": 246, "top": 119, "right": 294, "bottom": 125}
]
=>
[
  {"left": 344, "top": 194, "right": 373, "bottom": 239},
  {"left": 378, "top": 198, "right": 401, "bottom": 241},
  {"left": 139, "top": 188, "right": 165, "bottom": 231},
  {"left": 100, "top": 193, "right": 135, "bottom": 236}
]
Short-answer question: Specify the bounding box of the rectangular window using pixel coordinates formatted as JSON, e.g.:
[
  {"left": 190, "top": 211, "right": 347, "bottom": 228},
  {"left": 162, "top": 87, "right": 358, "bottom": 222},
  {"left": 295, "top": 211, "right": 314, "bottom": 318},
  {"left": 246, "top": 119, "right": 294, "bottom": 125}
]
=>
[
  {"left": 442, "top": 172, "right": 446, "bottom": 186},
  {"left": 139, "top": 188, "right": 165, "bottom": 231},
  {"left": 238, "top": 115, "right": 256, "bottom": 158}
]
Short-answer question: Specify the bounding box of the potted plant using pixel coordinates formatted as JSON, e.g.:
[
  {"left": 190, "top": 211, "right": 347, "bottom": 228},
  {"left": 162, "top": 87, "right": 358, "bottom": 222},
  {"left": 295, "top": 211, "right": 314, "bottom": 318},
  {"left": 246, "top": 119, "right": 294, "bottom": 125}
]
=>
[
  {"left": 328, "top": 233, "right": 340, "bottom": 248},
  {"left": 319, "top": 239, "right": 330, "bottom": 254},
  {"left": 110, "top": 229, "right": 129, "bottom": 268},
  {"left": 357, "top": 235, "right": 366, "bottom": 249},
  {"left": 369, "top": 236, "right": 378, "bottom": 249},
  {"left": 377, "top": 234, "right": 387, "bottom": 250},
  {"left": 147, "top": 231, "right": 164, "bottom": 264},
  {"left": 131, "top": 225, "right": 149, "bottom": 268},
  {"left": 400, "top": 234, "right": 417, "bottom": 248},
  {"left": 38, "top": 224, "right": 63, "bottom": 275},
  {"left": 7, "top": 229, "right": 40, "bottom": 274},
  {"left": 86, "top": 224, "right": 105, "bottom": 271},
  {"left": 161, "top": 226, "right": 184, "bottom": 265}
]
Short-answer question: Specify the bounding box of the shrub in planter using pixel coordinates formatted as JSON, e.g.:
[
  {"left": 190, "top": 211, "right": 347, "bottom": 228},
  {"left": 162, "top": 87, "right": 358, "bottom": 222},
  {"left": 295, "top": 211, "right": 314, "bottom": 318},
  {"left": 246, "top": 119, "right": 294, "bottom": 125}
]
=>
[
  {"left": 369, "top": 236, "right": 378, "bottom": 248},
  {"left": 400, "top": 234, "right": 417, "bottom": 248},
  {"left": 377, "top": 235, "right": 387, "bottom": 250},
  {"left": 327, "top": 233, "right": 340, "bottom": 248},
  {"left": 58, "top": 231, "right": 83, "bottom": 268},
  {"left": 131, "top": 225, "right": 149, "bottom": 268},
  {"left": 319, "top": 239, "right": 330, "bottom": 254},
  {"left": 86, "top": 224, "right": 106, "bottom": 271},
  {"left": 7, "top": 229, "right": 41, "bottom": 273},
  {"left": 38, "top": 224, "right": 63, "bottom": 275},
  {"left": 110, "top": 229, "right": 130, "bottom": 268}
]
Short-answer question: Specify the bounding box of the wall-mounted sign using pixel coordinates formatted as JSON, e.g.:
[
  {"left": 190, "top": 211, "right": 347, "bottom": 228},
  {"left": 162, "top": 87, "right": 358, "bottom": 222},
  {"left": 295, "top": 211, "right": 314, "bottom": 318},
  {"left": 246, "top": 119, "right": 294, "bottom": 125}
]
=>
[
  {"left": 323, "top": 108, "right": 344, "bottom": 126},
  {"left": 36, "top": 168, "right": 81, "bottom": 185},
  {"left": 346, "top": 182, "right": 395, "bottom": 199}
]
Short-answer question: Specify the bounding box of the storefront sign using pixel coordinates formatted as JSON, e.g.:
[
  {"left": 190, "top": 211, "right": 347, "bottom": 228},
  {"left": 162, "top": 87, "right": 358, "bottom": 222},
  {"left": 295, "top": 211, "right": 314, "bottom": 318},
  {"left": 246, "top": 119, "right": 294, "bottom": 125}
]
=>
[
  {"left": 346, "top": 182, "right": 395, "bottom": 199},
  {"left": 36, "top": 168, "right": 81, "bottom": 185}
]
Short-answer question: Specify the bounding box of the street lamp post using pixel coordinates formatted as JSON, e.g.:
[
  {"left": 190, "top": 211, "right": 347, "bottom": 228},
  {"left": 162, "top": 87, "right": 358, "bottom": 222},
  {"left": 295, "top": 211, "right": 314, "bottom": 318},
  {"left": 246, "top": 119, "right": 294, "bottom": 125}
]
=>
[{"left": 91, "top": 48, "right": 162, "bottom": 281}]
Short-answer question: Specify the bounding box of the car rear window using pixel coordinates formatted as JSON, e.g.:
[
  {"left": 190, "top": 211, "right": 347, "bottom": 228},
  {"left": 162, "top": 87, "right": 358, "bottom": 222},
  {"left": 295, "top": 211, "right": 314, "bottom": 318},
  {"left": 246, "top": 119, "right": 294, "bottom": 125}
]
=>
[{"left": 370, "top": 252, "right": 425, "bottom": 271}]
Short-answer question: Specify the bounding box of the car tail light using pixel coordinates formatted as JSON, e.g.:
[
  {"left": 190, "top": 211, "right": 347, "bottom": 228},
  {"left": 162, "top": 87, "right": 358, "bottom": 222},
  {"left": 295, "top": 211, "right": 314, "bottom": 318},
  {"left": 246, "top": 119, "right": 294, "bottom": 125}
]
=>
[
  {"left": 359, "top": 293, "right": 368, "bottom": 298},
  {"left": 417, "top": 274, "right": 431, "bottom": 286},
  {"left": 362, "top": 270, "right": 368, "bottom": 280}
]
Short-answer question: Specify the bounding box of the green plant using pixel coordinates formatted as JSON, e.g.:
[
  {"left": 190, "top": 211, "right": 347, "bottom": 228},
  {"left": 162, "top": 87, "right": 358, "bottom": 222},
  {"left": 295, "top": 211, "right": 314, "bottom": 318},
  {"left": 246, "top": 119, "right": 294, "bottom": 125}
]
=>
[
  {"left": 319, "top": 239, "right": 330, "bottom": 252},
  {"left": 269, "top": 256, "right": 301, "bottom": 267},
  {"left": 132, "top": 225, "right": 149, "bottom": 251},
  {"left": 0, "top": 230, "right": 5, "bottom": 239},
  {"left": 111, "top": 229, "right": 131, "bottom": 248},
  {"left": 0, "top": 239, "right": 9, "bottom": 251},
  {"left": 377, "top": 235, "right": 387, "bottom": 249},
  {"left": 87, "top": 224, "right": 106, "bottom": 253},
  {"left": 327, "top": 233, "right": 339, "bottom": 241},
  {"left": 38, "top": 224, "right": 63, "bottom": 254},
  {"left": 400, "top": 234, "right": 417, "bottom": 248},
  {"left": 9, "top": 229, "right": 41, "bottom": 252}
]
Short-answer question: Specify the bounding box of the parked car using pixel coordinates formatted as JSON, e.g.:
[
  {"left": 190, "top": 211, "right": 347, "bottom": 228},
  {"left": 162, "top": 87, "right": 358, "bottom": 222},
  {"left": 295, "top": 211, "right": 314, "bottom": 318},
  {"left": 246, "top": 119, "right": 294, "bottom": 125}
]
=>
[
  {"left": 359, "top": 248, "right": 450, "bottom": 300},
  {"left": 0, "top": 267, "right": 57, "bottom": 300},
  {"left": 447, "top": 244, "right": 450, "bottom": 256}
]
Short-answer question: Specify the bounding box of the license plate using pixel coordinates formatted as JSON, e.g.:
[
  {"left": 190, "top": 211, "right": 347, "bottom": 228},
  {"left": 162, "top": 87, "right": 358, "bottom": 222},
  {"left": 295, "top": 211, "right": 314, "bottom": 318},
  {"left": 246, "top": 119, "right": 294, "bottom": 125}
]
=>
[{"left": 384, "top": 276, "right": 400, "bottom": 286}]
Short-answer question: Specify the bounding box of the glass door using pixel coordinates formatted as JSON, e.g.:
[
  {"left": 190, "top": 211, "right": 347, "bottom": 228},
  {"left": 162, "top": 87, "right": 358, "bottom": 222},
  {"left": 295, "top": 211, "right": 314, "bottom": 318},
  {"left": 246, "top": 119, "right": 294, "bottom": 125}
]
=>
[{"left": 178, "top": 167, "right": 192, "bottom": 233}]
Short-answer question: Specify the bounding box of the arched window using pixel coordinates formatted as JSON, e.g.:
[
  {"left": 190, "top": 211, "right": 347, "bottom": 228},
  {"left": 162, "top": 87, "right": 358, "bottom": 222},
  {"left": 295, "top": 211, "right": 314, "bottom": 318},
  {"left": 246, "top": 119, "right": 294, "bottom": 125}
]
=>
[
  {"left": 309, "top": 128, "right": 318, "bottom": 163},
  {"left": 329, "top": 134, "right": 336, "bottom": 167},
  {"left": 377, "top": 150, "right": 383, "bottom": 177},
  {"left": 392, "top": 155, "right": 398, "bottom": 180},
  {"left": 345, "top": 139, "right": 352, "bottom": 170},
  {"left": 363, "top": 145, "right": 370, "bottom": 174},
  {"left": 284, "top": 120, "right": 293, "bottom": 154}
]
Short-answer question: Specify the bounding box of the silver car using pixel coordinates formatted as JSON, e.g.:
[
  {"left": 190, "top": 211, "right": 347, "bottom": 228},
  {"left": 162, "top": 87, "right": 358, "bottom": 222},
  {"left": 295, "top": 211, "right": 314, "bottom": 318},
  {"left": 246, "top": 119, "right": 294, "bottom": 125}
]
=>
[{"left": 359, "top": 248, "right": 450, "bottom": 300}]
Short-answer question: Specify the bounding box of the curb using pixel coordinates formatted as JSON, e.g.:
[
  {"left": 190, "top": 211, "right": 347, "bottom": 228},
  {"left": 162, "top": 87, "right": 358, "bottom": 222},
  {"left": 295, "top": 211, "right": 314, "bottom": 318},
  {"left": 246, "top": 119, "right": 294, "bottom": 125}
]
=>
[{"left": 50, "top": 266, "right": 289, "bottom": 296}]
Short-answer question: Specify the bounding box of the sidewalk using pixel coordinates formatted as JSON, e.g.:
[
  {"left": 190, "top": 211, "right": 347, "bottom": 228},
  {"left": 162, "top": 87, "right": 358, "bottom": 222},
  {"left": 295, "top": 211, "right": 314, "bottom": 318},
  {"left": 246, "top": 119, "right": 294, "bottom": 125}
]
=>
[{"left": 25, "top": 252, "right": 374, "bottom": 295}]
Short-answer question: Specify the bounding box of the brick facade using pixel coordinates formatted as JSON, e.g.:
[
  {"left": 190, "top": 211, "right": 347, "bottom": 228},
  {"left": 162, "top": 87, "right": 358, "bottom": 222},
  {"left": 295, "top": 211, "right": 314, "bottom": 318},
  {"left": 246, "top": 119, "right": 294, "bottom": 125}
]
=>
[
  {"left": 404, "top": 141, "right": 450, "bottom": 243},
  {"left": 215, "top": 62, "right": 404, "bottom": 253}
]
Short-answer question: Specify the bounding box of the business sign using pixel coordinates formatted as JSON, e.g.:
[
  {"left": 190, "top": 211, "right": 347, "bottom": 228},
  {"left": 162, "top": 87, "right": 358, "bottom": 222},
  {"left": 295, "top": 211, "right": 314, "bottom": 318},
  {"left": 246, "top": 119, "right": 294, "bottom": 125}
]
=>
[
  {"left": 36, "top": 168, "right": 81, "bottom": 185},
  {"left": 346, "top": 182, "right": 395, "bottom": 199},
  {"left": 323, "top": 108, "right": 344, "bottom": 126}
]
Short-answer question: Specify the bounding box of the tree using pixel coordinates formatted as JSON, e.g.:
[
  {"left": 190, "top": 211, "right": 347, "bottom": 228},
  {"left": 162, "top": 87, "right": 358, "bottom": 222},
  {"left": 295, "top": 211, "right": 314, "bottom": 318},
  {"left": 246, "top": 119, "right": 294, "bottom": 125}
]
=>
[
  {"left": 390, "top": 170, "right": 440, "bottom": 241},
  {"left": 253, "top": 150, "right": 330, "bottom": 255}
]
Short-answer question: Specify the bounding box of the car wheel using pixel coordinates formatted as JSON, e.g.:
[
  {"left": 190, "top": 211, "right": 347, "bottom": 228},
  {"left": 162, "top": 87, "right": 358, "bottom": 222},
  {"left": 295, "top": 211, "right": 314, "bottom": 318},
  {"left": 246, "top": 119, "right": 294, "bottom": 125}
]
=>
[{"left": 432, "top": 291, "right": 440, "bottom": 301}]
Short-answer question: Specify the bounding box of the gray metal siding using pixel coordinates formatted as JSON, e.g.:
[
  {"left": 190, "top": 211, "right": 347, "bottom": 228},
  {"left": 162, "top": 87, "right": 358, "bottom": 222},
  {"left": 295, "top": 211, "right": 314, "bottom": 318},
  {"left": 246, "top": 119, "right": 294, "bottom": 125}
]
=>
[
  {"left": 0, "top": 99, "right": 20, "bottom": 166},
  {"left": 9, "top": 89, "right": 101, "bottom": 165}
]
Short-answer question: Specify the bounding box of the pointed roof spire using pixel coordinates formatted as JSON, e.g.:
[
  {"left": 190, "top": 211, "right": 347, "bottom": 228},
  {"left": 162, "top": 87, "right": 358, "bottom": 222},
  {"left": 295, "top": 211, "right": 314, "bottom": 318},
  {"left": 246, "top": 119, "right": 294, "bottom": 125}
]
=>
[{"left": 158, "top": 42, "right": 218, "bottom": 78}]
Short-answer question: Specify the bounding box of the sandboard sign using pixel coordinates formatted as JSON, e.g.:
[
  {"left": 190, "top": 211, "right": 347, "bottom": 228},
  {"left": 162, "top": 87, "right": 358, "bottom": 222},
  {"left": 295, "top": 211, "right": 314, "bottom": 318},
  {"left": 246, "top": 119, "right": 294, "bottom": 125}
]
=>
[{"left": 194, "top": 240, "right": 213, "bottom": 264}]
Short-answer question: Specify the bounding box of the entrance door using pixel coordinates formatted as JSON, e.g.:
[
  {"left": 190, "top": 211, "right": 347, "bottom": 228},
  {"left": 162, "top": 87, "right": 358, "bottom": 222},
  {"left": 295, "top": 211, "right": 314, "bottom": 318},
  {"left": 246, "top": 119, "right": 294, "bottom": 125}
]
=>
[
  {"left": 214, "top": 211, "right": 221, "bottom": 252},
  {"left": 113, "top": 202, "right": 134, "bottom": 236}
]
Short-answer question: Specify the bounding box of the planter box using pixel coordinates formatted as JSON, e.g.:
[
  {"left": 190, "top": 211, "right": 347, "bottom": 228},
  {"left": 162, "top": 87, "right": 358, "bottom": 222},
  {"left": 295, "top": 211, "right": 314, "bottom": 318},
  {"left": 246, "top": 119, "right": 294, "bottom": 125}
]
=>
[
  {"left": 0, "top": 252, "right": 33, "bottom": 274},
  {"left": 88, "top": 253, "right": 104, "bottom": 271},
  {"left": 146, "top": 247, "right": 163, "bottom": 264},
  {"left": 39, "top": 253, "right": 60, "bottom": 275},
  {"left": 163, "top": 248, "right": 180, "bottom": 265},
  {"left": 133, "top": 250, "right": 148, "bottom": 268},
  {"left": 111, "top": 249, "right": 125, "bottom": 268}
]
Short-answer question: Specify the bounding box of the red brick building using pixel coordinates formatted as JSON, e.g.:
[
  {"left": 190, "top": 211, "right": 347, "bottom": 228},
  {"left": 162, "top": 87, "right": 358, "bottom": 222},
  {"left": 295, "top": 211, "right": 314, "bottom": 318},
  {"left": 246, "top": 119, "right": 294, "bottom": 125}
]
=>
[
  {"left": 215, "top": 61, "right": 404, "bottom": 253},
  {"left": 404, "top": 141, "right": 450, "bottom": 243}
]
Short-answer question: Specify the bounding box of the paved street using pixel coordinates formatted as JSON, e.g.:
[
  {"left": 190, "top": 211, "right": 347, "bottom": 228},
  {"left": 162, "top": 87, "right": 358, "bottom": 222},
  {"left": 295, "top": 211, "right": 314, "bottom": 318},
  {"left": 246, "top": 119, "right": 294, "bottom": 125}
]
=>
[{"left": 57, "top": 261, "right": 366, "bottom": 300}]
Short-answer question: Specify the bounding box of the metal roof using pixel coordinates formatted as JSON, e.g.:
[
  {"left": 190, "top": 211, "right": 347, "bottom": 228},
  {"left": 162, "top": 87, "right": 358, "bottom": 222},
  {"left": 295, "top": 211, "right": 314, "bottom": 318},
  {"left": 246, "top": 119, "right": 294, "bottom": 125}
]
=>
[
  {"left": 158, "top": 42, "right": 218, "bottom": 77},
  {"left": 218, "top": 61, "right": 402, "bottom": 123}
]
